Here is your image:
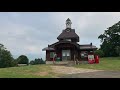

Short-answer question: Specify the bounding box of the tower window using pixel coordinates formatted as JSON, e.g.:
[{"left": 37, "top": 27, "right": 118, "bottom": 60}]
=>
[
  {"left": 66, "top": 29, "right": 70, "bottom": 32},
  {"left": 65, "top": 39, "right": 71, "bottom": 41}
]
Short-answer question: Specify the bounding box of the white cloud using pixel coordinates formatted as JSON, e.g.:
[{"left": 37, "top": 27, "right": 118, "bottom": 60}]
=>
[{"left": 0, "top": 12, "right": 120, "bottom": 60}]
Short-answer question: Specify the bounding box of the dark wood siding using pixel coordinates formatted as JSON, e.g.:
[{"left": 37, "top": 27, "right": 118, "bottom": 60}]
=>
[
  {"left": 46, "top": 42, "right": 96, "bottom": 61},
  {"left": 46, "top": 50, "right": 55, "bottom": 61},
  {"left": 46, "top": 50, "right": 49, "bottom": 61},
  {"left": 54, "top": 43, "right": 78, "bottom": 61}
]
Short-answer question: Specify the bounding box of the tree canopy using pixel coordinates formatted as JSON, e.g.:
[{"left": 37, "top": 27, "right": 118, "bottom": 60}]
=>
[
  {"left": 30, "top": 58, "right": 45, "bottom": 65},
  {"left": 17, "top": 55, "right": 29, "bottom": 65},
  {"left": 98, "top": 21, "right": 120, "bottom": 57},
  {"left": 0, "top": 43, "right": 16, "bottom": 68},
  {"left": 94, "top": 49, "right": 104, "bottom": 57}
]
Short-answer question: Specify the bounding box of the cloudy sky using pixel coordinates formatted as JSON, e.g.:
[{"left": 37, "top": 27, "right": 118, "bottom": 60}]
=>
[{"left": 0, "top": 12, "right": 120, "bottom": 60}]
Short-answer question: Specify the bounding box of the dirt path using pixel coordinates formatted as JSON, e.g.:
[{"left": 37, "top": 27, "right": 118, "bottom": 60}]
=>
[
  {"left": 60, "top": 71, "right": 120, "bottom": 78},
  {"left": 51, "top": 65, "right": 103, "bottom": 74},
  {"left": 50, "top": 65, "right": 120, "bottom": 78}
]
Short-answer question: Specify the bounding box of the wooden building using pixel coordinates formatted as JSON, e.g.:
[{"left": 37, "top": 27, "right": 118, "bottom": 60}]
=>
[{"left": 42, "top": 18, "right": 97, "bottom": 63}]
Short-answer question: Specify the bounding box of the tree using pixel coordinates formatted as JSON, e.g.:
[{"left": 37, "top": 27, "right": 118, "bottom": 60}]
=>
[
  {"left": 0, "top": 43, "right": 16, "bottom": 68},
  {"left": 29, "top": 60, "right": 35, "bottom": 65},
  {"left": 115, "top": 46, "right": 120, "bottom": 56},
  {"left": 94, "top": 49, "right": 104, "bottom": 57},
  {"left": 30, "top": 58, "right": 45, "bottom": 65},
  {"left": 98, "top": 21, "right": 120, "bottom": 57},
  {"left": 17, "top": 55, "right": 29, "bottom": 65}
]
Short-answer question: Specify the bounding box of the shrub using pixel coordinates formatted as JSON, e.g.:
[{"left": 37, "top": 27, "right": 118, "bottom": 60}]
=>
[
  {"left": 30, "top": 58, "right": 45, "bottom": 65},
  {"left": 17, "top": 55, "right": 29, "bottom": 65},
  {"left": 94, "top": 50, "right": 104, "bottom": 57}
]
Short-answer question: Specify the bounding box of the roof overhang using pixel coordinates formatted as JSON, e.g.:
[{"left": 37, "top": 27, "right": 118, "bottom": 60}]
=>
[
  {"left": 80, "top": 46, "right": 97, "bottom": 50},
  {"left": 42, "top": 47, "right": 55, "bottom": 51}
]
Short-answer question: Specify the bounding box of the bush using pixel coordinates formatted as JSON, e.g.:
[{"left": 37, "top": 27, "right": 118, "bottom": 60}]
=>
[
  {"left": 115, "top": 46, "right": 120, "bottom": 56},
  {"left": 30, "top": 58, "right": 45, "bottom": 65},
  {"left": 94, "top": 50, "right": 104, "bottom": 57},
  {"left": 10, "top": 59, "right": 18, "bottom": 67},
  {"left": 29, "top": 60, "right": 35, "bottom": 65},
  {"left": 17, "top": 55, "right": 29, "bottom": 65}
]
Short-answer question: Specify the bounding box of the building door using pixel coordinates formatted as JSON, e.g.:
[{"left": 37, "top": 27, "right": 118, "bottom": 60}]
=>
[{"left": 62, "top": 50, "right": 71, "bottom": 61}]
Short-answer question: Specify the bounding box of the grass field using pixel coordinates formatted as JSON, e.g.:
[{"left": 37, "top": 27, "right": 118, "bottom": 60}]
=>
[
  {"left": 75, "top": 57, "right": 120, "bottom": 71},
  {"left": 0, "top": 57, "right": 120, "bottom": 78},
  {"left": 0, "top": 64, "right": 60, "bottom": 78}
]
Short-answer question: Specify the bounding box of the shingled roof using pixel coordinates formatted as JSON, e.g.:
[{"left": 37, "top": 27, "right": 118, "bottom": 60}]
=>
[
  {"left": 80, "top": 44, "right": 97, "bottom": 50},
  {"left": 57, "top": 28, "right": 79, "bottom": 41},
  {"left": 42, "top": 41, "right": 80, "bottom": 51},
  {"left": 50, "top": 41, "right": 80, "bottom": 48},
  {"left": 42, "top": 41, "right": 97, "bottom": 51}
]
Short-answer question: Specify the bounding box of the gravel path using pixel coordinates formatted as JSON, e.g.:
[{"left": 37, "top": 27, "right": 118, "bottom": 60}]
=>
[
  {"left": 50, "top": 65, "right": 120, "bottom": 78},
  {"left": 51, "top": 65, "right": 103, "bottom": 74},
  {"left": 60, "top": 71, "right": 120, "bottom": 78}
]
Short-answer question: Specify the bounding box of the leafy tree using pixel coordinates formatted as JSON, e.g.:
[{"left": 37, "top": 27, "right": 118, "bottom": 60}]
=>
[
  {"left": 94, "top": 49, "right": 104, "bottom": 57},
  {"left": 17, "top": 55, "right": 29, "bottom": 65},
  {"left": 115, "top": 46, "right": 120, "bottom": 56},
  {"left": 0, "top": 43, "right": 17, "bottom": 68},
  {"left": 30, "top": 58, "right": 45, "bottom": 65},
  {"left": 29, "top": 60, "right": 35, "bottom": 65},
  {"left": 39, "top": 58, "right": 45, "bottom": 64},
  {"left": 98, "top": 21, "right": 120, "bottom": 57},
  {"left": 11, "top": 59, "right": 18, "bottom": 67}
]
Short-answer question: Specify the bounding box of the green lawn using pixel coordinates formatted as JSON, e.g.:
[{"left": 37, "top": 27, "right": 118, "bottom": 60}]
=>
[
  {"left": 0, "top": 64, "right": 59, "bottom": 78},
  {"left": 0, "top": 57, "right": 120, "bottom": 78},
  {"left": 75, "top": 57, "right": 120, "bottom": 71}
]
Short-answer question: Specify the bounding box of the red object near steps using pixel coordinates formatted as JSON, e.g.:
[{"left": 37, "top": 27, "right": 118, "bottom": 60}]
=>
[
  {"left": 95, "top": 55, "right": 99, "bottom": 64},
  {"left": 88, "top": 54, "right": 95, "bottom": 64}
]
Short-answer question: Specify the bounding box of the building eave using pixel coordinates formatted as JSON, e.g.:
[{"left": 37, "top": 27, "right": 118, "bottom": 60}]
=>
[{"left": 42, "top": 47, "right": 55, "bottom": 51}]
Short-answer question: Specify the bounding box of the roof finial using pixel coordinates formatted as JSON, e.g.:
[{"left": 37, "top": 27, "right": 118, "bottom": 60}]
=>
[{"left": 66, "top": 18, "right": 71, "bottom": 21}]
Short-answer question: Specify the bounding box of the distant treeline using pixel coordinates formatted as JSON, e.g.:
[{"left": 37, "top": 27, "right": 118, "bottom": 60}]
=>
[{"left": 0, "top": 43, "right": 45, "bottom": 68}]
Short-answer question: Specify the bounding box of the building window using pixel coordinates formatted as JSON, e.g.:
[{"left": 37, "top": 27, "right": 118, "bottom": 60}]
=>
[
  {"left": 62, "top": 50, "right": 71, "bottom": 60},
  {"left": 50, "top": 52, "right": 54, "bottom": 58},
  {"left": 65, "top": 39, "right": 71, "bottom": 41},
  {"left": 66, "top": 29, "right": 70, "bottom": 32},
  {"left": 62, "top": 50, "right": 70, "bottom": 56},
  {"left": 81, "top": 51, "right": 88, "bottom": 58}
]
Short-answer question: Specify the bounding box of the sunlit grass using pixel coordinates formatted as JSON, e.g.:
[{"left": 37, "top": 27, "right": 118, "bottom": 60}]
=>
[
  {"left": 0, "top": 57, "right": 120, "bottom": 78},
  {"left": 75, "top": 57, "right": 120, "bottom": 71},
  {"left": 0, "top": 64, "right": 57, "bottom": 78}
]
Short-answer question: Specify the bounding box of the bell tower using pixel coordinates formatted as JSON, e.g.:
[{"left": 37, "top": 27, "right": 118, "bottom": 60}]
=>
[
  {"left": 57, "top": 18, "right": 79, "bottom": 42},
  {"left": 66, "top": 18, "right": 72, "bottom": 29}
]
